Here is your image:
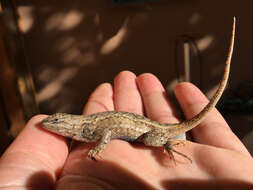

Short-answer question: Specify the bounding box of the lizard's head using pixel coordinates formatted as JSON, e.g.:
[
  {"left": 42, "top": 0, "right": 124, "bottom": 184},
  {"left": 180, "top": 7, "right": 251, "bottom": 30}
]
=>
[{"left": 41, "top": 113, "right": 89, "bottom": 141}]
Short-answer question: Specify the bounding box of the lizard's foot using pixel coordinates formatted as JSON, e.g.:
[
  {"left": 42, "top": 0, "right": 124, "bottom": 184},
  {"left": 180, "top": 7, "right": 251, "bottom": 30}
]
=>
[
  {"left": 87, "top": 130, "right": 111, "bottom": 161},
  {"left": 88, "top": 148, "right": 103, "bottom": 161},
  {"left": 164, "top": 140, "right": 192, "bottom": 164},
  {"left": 170, "top": 140, "right": 187, "bottom": 147}
]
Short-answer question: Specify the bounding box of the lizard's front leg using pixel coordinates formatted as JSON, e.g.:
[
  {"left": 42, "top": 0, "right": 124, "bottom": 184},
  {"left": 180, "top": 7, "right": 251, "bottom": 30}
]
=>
[
  {"left": 88, "top": 129, "right": 112, "bottom": 161},
  {"left": 164, "top": 140, "right": 192, "bottom": 164}
]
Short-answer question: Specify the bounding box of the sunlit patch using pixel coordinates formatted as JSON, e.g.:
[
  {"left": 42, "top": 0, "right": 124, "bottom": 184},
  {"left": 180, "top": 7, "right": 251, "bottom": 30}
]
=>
[
  {"left": 61, "top": 47, "right": 81, "bottom": 63},
  {"left": 188, "top": 13, "right": 201, "bottom": 25},
  {"left": 196, "top": 35, "right": 214, "bottom": 52},
  {"left": 37, "top": 68, "right": 78, "bottom": 102},
  {"left": 57, "top": 37, "right": 75, "bottom": 52},
  {"left": 17, "top": 6, "right": 34, "bottom": 33},
  {"left": 78, "top": 52, "right": 95, "bottom": 66},
  {"left": 100, "top": 18, "right": 129, "bottom": 55},
  {"left": 60, "top": 47, "right": 95, "bottom": 65},
  {"left": 17, "top": 78, "right": 27, "bottom": 95},
  {"left": 94, "top": 13, "right": 100, "bottom": 26},
  {"left": 38, "top": 67, "right": 55, "bottom": 82},
  {"left": 96, "top": 32, "right": 103, "bottom": 43},
  {"left": 45, "top": 10, "right": 84, "bottom": 31}
]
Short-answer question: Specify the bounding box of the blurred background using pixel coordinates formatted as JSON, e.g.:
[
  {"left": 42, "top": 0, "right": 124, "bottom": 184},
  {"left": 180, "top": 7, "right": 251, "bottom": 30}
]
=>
[{"left": 0, "top": 0, "right": 253, "bottom": 155}]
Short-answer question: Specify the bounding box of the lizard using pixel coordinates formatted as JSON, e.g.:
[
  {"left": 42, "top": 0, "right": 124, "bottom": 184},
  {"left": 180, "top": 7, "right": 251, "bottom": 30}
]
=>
[{"left": 41, "top": 17, "right": 236, "bottom": 163}]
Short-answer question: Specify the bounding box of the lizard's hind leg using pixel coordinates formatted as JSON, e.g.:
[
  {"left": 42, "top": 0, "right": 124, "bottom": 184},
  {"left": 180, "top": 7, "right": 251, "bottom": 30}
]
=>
[{"left": 164, "top": 140, "right": 192, "bottom": 164}]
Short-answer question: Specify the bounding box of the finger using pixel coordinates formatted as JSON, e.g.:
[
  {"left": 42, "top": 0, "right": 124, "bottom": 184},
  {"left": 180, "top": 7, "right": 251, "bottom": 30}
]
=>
[
  {"left": 174, "top": 82, "right": 250, "bottom": 156},
  {"left": 136, "top": 73, "right": 180, "bottom": 124},
  {"left": 0, "top": 115, "right": 69, "bottom": 189},
  {"left": 83, "top": 82, "right": 114, "bottom": 115},
  {"left": 113, "top": 71, "right": 143, "bottom": 114}
]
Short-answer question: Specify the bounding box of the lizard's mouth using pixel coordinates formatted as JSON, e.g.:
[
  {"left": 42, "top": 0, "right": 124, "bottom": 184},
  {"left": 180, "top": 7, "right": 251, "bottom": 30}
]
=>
[
  {"left": 41, "top": 118, "right": 51, "bottom": 127},
  {"left": 41, "top": 117, "right": 63, "bottom": 132},
  {"left": 41, "top": 115, "right": 68, "bottom": 129}
]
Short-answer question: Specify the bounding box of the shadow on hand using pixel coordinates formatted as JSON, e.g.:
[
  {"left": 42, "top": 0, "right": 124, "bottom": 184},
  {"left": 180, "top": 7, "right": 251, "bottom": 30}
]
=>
[{"left": 26, "top": 159, "right": 253, "bottom": 190}]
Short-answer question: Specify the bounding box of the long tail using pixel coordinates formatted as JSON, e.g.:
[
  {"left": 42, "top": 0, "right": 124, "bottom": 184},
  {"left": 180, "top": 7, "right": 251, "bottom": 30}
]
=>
[{"left": 170, "top": 17, "right": 236, "bottom": 135}]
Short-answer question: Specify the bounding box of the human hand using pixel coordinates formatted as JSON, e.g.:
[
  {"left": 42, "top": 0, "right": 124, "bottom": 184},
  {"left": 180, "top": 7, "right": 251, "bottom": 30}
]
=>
[{"left": 0, "top": 71, "right": 253, "bottom": 190}]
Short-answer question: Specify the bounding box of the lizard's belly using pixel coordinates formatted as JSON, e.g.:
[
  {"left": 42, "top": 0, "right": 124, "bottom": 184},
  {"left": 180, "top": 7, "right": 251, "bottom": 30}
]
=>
[{"left": 110, "top": 124, "right": 150, "bottom": 141}]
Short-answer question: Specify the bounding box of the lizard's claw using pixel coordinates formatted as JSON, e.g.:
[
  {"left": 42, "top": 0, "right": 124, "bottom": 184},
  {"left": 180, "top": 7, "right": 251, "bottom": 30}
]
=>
[
  {"left": 164, "top": 140, "right": 192, "bottom": 164},
  {"left": 170, "top": 140, "right": 187, "bottom": 147},
  {"left": 88, "top": 149, "right": 98, "bottom": 161},
  {"left": 88, "top": 149, "right": 103, "bottom": 161}
]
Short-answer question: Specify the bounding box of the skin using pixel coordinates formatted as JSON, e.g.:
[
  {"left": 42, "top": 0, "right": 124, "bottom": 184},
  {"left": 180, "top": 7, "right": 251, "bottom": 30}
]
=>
[{"left": 0, "top": 71, "right": 253, "bottom": 190}]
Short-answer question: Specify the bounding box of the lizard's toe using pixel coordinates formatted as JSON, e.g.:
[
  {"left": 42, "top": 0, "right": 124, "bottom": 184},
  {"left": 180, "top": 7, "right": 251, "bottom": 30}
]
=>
[{"left": 88, "top": 149, "right": 98, "bottom": 161}]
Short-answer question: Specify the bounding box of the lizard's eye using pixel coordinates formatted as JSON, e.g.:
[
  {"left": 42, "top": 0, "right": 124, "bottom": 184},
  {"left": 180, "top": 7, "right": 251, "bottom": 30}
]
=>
[{"left": 52, "top": 118, "right": 59, "bottom": 123}]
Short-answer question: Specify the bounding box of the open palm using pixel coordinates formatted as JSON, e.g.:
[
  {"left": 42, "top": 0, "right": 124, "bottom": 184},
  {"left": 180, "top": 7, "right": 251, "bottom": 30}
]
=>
[{"left": 0, "top": 71, "right": 252, "bottom": 190}]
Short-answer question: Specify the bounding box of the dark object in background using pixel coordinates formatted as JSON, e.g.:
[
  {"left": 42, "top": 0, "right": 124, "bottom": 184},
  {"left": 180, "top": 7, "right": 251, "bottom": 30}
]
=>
[{"left": 218, "top": 81, "right": 253, "bottom": 113}]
